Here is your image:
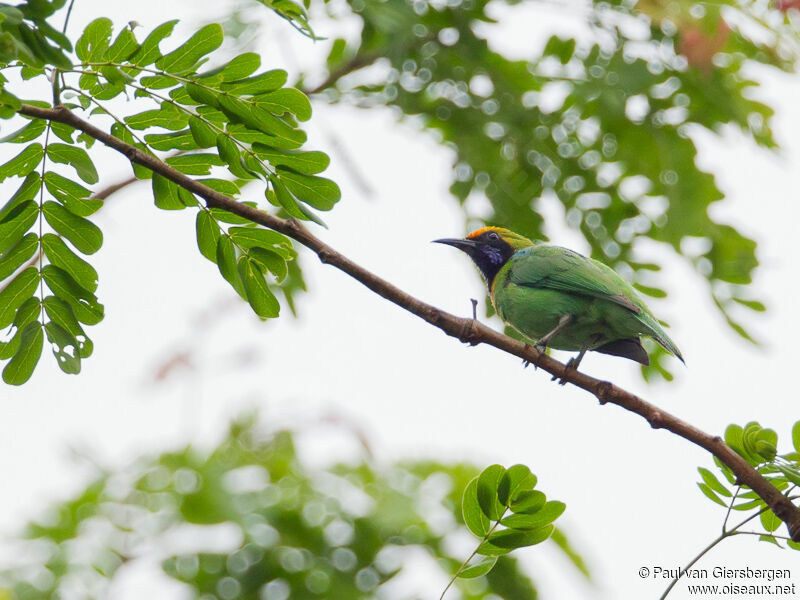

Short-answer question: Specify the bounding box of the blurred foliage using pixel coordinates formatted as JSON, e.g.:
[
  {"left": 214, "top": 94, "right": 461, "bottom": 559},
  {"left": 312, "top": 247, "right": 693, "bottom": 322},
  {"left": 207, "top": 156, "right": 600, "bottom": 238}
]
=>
[
  {"left": 0, "top": 0, "right": 71, "bottom": 70},
  {"left": 0, "top": 417, "right": 588, "bottom": 599},
  {"left": 307, "top": 0, "right": 800, "bottom": 379}
]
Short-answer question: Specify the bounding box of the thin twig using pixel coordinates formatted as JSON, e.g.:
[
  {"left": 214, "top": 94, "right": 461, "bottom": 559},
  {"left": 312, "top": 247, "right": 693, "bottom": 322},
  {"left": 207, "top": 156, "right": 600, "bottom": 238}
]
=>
[{"left": 16, "top": 102, "right": 800, "bottom": 544}]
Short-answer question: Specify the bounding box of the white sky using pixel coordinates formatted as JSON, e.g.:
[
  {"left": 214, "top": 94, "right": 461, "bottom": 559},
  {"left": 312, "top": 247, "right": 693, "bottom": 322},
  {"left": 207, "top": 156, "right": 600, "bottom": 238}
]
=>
[{"left": 1, "top": 1, "right": 800, "bottom": 599}]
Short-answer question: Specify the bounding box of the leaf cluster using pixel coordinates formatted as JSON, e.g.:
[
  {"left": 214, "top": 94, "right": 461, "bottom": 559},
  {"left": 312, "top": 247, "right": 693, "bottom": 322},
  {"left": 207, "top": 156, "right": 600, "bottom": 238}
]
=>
[
  {"left": 445, "top": 463, "right": 565, "bottom": 594},
  {"left": 0, "top": 0, "right": 71, "bottom": 71},
  {"left": 696, "top": 421, "right": 800, "bottom": 549},
  {"left": 0, "top": 14, "right": 339, "bottom": 383}
]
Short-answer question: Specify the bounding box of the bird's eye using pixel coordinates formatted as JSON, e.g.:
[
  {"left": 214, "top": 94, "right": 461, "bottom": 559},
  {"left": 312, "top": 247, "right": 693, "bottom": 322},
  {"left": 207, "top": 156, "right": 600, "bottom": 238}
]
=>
[{"left": 488, "top": 232, "right": 500, "bottom": 242}]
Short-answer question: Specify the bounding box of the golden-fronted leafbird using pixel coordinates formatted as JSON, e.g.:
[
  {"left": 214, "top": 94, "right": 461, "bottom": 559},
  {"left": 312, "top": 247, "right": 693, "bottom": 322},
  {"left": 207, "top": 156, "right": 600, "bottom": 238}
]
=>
[{"left": 435, "top": 226, "right": 684, "bottom": 372}]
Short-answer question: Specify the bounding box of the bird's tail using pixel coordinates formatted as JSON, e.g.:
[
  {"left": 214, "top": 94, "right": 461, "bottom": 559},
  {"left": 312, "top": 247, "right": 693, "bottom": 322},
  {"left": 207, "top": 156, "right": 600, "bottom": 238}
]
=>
[{"left": 640, "top": 313, "right": 684, "bottom": 364}]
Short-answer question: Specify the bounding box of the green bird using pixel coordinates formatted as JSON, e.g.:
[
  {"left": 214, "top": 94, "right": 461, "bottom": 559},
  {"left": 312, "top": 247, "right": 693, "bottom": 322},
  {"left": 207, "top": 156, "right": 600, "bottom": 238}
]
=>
[{"left": 435, "top": 226, "right": 683, "bottom": 374}]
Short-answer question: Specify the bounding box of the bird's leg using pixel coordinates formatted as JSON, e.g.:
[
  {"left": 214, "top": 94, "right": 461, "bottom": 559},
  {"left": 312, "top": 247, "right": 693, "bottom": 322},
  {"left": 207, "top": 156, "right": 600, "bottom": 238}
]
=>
[
  {"left": 551, "top": 348, "right": 587, "bottom": 386},
  {"left": 460, "top": 298, "right": 480, "bottom": 346},
  {"left": 534, "top": 314, "right": 573, "bottom": 353}
]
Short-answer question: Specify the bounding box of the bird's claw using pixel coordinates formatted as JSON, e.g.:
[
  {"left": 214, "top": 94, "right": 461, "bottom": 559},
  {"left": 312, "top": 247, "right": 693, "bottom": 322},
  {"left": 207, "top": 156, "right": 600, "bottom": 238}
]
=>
[
  {"left": 521, "top": 344, "right": 537, "bottom": 370},
  {"left": 551, "top": 356, "right": 579, "bottom": 386}
]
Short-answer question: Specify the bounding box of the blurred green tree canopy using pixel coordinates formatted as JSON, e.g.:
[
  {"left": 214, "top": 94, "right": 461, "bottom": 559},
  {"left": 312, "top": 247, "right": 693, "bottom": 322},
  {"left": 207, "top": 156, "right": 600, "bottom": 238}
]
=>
[{"left": 0, "top": 417, "right": 587, "bottom": 599}]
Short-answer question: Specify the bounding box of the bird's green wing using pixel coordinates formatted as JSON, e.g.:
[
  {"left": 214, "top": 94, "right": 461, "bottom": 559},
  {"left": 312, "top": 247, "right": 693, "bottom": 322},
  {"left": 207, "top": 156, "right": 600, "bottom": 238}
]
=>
[
  {"left": 507, "top": 244, "right": 683, "bottom": 361},
  {"left": 508, "top": 245, "right": 644, "bottom": 314}
]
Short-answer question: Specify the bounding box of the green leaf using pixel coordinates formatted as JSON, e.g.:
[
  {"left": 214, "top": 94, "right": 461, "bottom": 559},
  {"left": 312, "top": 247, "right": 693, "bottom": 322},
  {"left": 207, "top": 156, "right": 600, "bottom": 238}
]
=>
[
  {"left": 0, "top": 267, "right": 39, "bottom": 329},
  {"left": 233, "top": 106, "right": 306, "bottom": 149},
  {"left": 0, "top": 143, "right": 43, "bottom": 182},
  {"left": 221, "top": 69, "right": 287, "bottom": 95},
  {"left": 228, "top": 226, "right": 291, "bottom": 252},
  {"left": 155, "top": 23, "right": 223, "bottom": 74},
  {"left": 44, "top": 320, "right": 81, "bottom": 374},
  {"left": 216, "top": 236, "right": 245, "bottom": 299},
  {"left": 213, "top": 53, "right": 261, "bottom": 81},
  {"left": 502, "top": 501, "right": 565, "bottom": 530},
  {"left": 44, "top": 171, "right": 101, "bottom": 216},
  {"left": 793, "top": 421, "right": 800, "bottom": 455},
  {"left": 41, "top": 234, "right": 98, "bottom": 292},
  {"left": 268, "top": 175, "right": 305, "bottom": 219},
  {"left": 41, "top": 265, "right": 104, "bottom": 325},
  {"left": 760, "top": 509, "right": 781, "bottom": 533},
  {"left": 0, "top": 200, "right": 38, "bottom": 255},
  {"left": 253, "top": 145, "right": 329, "bottom": 174},
  {"left": 477, "top": 464, "right": 505, "bottom": 521},
  {"left": 166, "top": 153, "right": 225, "bottom": 176},
  {"left": 489, "top": 525, "right": 555, "bottom": 549},
  {"left": 12, "top": 295, "right": 39, "bottom": 329},
  {"left": 278, "top": 169, "right": 341, "bottom": 211},
  {"left": 462, "top": 477, "right": 490, "bottom": 537},
  {"left": 42, "top": 201, "right": 102, "bottom": 254},
  {"left": 106, "top": 27, "right": 139, "bottom": 62},
  {"left": 46, "top": 143, "right": 98, "bottom": 184},
  {"left": 254, "top": 88, "right": 312, "bottom": 121},
  {"left": 0, "top": 295, "right": 38, "bottom": 360},
  {"left": 196, "top": 211, "right": 220, "bottom": 263},
  {"left": 184, "top": 82, "right": 220, "bottom": 107},
  {"left": 43, "top": 295, "right": 92, "bottom": 358},
  {"left": 125, "top": 105, "right": 188, "bottom": 130},
  {"left": 733, "top": 499, "right": 765, "bottom": 511},
  {"left": 698, "top": 467, "right": 731, "bottom": 497},
  {"left": 215, "top": 133, "right": 251, "bottom": 179},
  {"left": 248, "top": 246, "right": 288, "bottom": 281},
  {"left": 145, "top": 129, "right": 196, "bottom": 151},
  {"left": 238, "top": 257, "right": 280, "bottom": 318},
  {"left": 497, "top": 465, "right": 537, "bottom": 506},
  {"left": 75, "top": 17, "right": 112, "bottom": 62},
  {"left": 480, "top": 525, "right": 554, "bottom": 554},
  {"left": 458, "top": 557, "right": 497, "bottom": 579},
  {"left": 199, "top": 178, "right": 240, "bottom": 197},
  {"left": 209, "top": 207, "right": 257, "bottom": 224},
  {"left": 130, "top": 20, "right": 178, "bottom": 66},
  {"left": 0, "top": 232, "right": 37, "bottom": 282},
  {"left": 2, "top": 321, "right": 43, "bottom": 385},
  {"left": 732, "top": 297, "right": 766, "bottom": 312},
  {"left": 0, "top": 172, "right": 41, "bottom": 222},
  {"left": 152, "top": 173, "right": 186, "bottom": 210},
  {"left": 774, "top": 463, "right": 800, "bottom": 487},
  {"left": 188, "top": 116, "right": 218, "bottom": 148},
  {"left": 509, "top": 490, "right": 546, "bottom": 514},
  {"left": 0, "top": 119, "right": 46, "bottom": 143},
  {"left": 697, "top": 482, "right": 727, "bottom": 507}
]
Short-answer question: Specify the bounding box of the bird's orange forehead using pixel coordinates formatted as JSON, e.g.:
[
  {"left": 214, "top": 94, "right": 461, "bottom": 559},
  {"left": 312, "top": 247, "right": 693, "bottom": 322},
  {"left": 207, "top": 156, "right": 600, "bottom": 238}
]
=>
[{"left": 466, "top": 226, "right": 503, "bottom": 240}]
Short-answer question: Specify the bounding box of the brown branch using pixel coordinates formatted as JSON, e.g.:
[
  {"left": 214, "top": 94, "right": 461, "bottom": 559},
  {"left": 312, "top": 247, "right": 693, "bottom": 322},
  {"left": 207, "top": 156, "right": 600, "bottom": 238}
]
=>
[{"left": 17, "top": 102, "right": 800, "bottom": 542}]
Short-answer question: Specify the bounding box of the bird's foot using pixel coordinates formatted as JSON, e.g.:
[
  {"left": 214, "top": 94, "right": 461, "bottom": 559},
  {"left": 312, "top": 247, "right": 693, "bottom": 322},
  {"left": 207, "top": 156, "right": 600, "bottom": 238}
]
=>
[
  {"left": 550, "top": 351, "right": 586, "bottom": 386},
  {"left": 521, "top": 343, "right": 537, "bottom": 370}
]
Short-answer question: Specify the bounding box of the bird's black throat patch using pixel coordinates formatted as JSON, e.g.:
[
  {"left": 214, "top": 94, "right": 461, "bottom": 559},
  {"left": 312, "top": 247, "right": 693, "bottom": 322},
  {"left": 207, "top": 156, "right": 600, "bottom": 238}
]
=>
[{"left": 467, "top": 234, "right": 516, "bottom": 288}]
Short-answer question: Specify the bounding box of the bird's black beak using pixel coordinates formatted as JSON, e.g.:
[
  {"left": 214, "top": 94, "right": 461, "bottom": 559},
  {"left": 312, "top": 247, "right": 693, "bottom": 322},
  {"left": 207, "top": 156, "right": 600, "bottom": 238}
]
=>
[{"left": 433, "top": 238, "right": 477, "bottom": 253}]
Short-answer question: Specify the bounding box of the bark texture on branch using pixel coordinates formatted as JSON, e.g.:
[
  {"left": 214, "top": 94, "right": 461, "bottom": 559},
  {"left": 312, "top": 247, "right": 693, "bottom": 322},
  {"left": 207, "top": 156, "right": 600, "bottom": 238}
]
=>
[{"left": 18, "top": 102, "right": 800, "bottom": 542}]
